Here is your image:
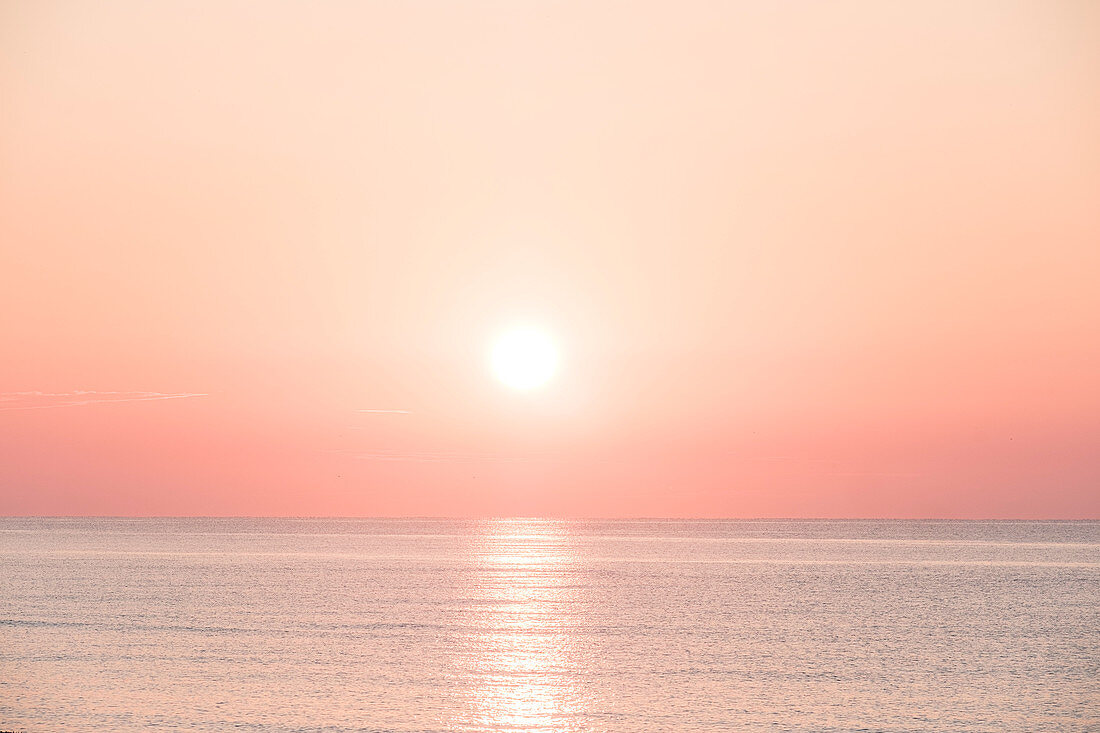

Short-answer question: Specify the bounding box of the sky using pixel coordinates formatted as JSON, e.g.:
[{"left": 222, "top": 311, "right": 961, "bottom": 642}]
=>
[{"left": 1, "top": 0, "right": 1098, "bottom": 517}]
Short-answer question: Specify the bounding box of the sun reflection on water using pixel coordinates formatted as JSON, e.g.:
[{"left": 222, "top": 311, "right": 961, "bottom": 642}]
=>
[{"left": 449, "top": 519, "right": 595, "bottom": 732}]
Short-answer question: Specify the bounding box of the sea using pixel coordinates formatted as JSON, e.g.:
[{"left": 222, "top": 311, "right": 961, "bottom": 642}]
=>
[{"left": 1, "top": 518, "right": 1097, "bottom": 732}]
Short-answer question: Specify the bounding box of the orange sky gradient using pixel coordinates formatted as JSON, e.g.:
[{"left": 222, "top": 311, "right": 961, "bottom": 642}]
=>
[{"left": 2, "top": 0, "right": 1098, "bottom": 517}]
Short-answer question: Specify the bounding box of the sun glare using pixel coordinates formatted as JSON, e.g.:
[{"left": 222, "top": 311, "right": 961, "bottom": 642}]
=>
[{"left": 491, "top": 328, "right": 558, "bottom": 390}]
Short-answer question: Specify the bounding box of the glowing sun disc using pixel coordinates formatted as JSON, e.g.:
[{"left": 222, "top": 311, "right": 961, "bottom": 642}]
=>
[{"left": 491, "top": 328, "right": 558, "bottom": 390}]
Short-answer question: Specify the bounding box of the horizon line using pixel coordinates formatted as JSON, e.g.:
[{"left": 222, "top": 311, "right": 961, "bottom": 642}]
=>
[{"left": 2, "top": 515, "right": 1096, "bottom": 522}]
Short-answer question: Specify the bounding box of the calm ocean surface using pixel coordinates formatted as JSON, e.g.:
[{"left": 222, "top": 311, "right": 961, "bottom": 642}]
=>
[{"left": 1, "top": 518, "right": 1097, "bottom": 732}]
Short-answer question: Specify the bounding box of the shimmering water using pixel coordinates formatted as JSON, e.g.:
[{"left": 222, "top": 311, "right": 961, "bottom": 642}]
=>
[{"left": 1, "top": 519, "right": 1097, "bottom": 732}]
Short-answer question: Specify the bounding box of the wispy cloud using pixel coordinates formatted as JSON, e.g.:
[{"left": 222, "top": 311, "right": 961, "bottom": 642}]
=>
[
  {"left": 355, "top": 409, "right": 412, "bottom": 414},
  {"left": 740, "top": 455, "right": 919, "bottom": 478},
  {"left": 327, "top": 448, "right": 543, "bottom": 463},
  {"left": 0, "top": 391, "right": 207, "bottom": 411}
]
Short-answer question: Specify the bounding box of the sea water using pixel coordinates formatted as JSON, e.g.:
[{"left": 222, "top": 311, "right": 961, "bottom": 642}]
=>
[{"left": 1, "top": 518, "right": 1097, "bottom": 732}]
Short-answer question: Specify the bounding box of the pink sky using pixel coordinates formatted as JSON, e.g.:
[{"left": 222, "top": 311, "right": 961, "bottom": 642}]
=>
[{"left": 2, "top": 1, "right": 1098, "bottom": 517}]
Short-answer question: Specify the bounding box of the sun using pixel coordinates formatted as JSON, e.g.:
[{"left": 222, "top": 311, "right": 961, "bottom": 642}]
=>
[{"left": 491, "top": 328, "right": 558, "bottom": 390}]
